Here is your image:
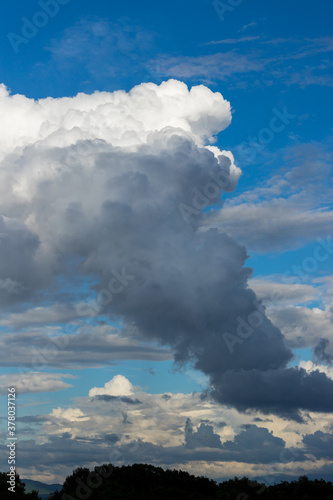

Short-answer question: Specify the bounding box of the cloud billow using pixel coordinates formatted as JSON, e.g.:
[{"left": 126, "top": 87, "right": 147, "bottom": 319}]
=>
[
  {"left": 1, "top": 79, "right": 333, "bottom": 419},
  {"left": 184, "top": 418, "right": 222, "bottom": 449}
]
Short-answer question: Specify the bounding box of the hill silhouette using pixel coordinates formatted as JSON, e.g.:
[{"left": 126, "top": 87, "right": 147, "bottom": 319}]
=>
[
  {"left": 0, "top": 472, "right": 39, "bottom": 499},
  {"left": 22, "top": 479, "right": 62, "bottom": 499}
]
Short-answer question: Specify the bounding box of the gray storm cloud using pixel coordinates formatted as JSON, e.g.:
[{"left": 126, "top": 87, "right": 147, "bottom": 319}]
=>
[{"left": 1, "top": 79, "right": 332, "bottom": 419}]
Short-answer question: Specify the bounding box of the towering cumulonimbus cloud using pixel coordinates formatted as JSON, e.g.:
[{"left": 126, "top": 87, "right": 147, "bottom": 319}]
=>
[{"left": 1, "top": 79, "right": 332, "bottom": 419}]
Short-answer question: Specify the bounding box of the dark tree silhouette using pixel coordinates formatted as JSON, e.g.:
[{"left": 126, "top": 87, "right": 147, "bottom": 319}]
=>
[
  {"left": 0, "top": 472, "right": 40, "bottom": 499},
  {"left": 46, "top": 464, "right": 333, "bottom": 500}
]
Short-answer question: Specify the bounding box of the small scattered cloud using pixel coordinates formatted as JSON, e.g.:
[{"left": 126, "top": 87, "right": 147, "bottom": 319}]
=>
[
  {"left": 89, "top": 375, "right": 134, "bottom": 397},
  {"left": 239, "top": 21, "right": 259, "bottom": 32},
  {"left": 51, "top": 407, "right": 90, "bottom": 422},
  {"left": 203, "top": 36, "right": 260, "bottom": 46}
]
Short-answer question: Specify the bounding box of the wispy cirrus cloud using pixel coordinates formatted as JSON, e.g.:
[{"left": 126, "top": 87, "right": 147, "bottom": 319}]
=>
[
  {"left": 150, "top": 36, "right": 333, "bottom": 88},
  {"left": 239, "top": 21, "right": 259, "bottom": 32},
  {"left": 148, "top": 51, "right": 264, "bottom": 84},
  {"left": 202, "top": 36, "right": 261, "bottom": 46},
  {"left": 35, "top": 16, "right": 333, "bottom": 91}
]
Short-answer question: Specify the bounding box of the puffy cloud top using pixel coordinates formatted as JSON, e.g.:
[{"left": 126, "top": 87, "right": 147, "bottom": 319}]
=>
[
  {"left": 89, "top": 375, "right": 134, "bottom": 397},
  {"left": 0, "top": 79, "right": 232, "bottom": 160}
]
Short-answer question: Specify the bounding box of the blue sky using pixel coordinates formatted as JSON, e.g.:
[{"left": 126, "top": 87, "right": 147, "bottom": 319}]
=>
[{"left": 0, "top": 0, "right": 333, "bottom": 486}]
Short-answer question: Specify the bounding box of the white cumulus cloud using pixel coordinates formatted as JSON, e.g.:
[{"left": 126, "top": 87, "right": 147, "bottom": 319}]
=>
[
  {"left": 89, "top": 374, "right": 134, "bottom": 397},
  {"left": 0, "top": 79, "right": 232, "bottom": 159}
]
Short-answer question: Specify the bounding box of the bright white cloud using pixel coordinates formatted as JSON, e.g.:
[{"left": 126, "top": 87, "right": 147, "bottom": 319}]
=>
[
  {"left": 89, "top": 374, "right": 134, "bottom": 397},
  {"left": 0, "top": 79, "right": 232, "bottom": 160},
  {"left": 51, "top": 407, "right": 89, "bottom": 422},
  {"left": 299, "top": 361, "right": 333, "bottom": 379}
]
